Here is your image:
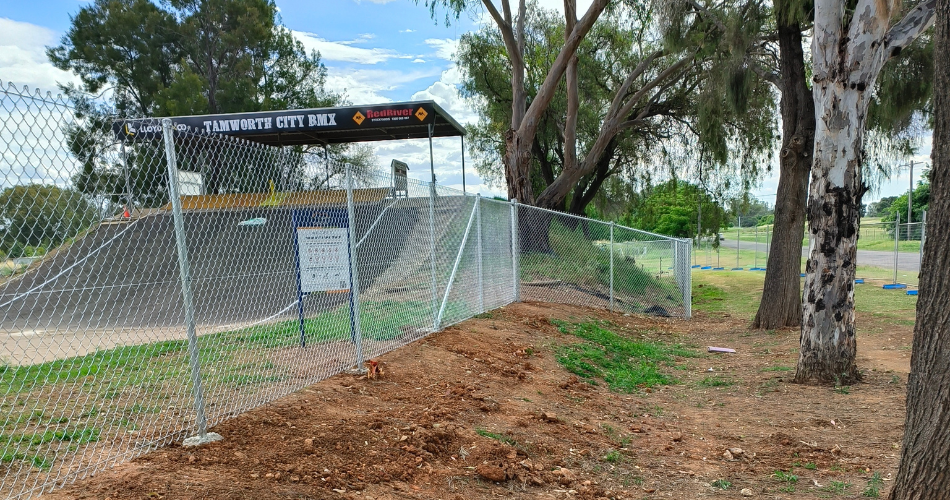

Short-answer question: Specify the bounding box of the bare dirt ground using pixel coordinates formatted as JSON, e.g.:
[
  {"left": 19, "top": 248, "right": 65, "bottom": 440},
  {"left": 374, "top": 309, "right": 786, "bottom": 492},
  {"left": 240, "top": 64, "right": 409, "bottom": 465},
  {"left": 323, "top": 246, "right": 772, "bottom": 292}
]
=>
[{"left": 42, "top": 300, "right": 910, "bottom": 500}]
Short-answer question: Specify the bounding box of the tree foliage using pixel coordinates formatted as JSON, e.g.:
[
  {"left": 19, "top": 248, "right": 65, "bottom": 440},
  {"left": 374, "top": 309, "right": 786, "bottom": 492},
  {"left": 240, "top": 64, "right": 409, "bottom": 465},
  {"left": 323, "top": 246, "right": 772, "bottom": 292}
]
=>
[
  {"left": 48, "top": 0, "right": 374, "bottom": 203},
  {"left": 458, "top": 1, "right": 776, "bottom": 215},
  {"left": 623, "top": 180, "right": 728, "bottom": 239},
  {"left": 0, "top": 185, "right": 100, "bottom": 257}
]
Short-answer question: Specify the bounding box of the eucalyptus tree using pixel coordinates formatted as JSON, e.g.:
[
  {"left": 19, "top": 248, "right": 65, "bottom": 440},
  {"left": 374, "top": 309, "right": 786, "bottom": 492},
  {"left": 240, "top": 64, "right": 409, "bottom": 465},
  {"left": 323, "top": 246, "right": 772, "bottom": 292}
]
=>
[
  {"left": 48, "top": 0, "right": 373, "bottom": 201},
  {"left": 797, "top": 0, "right": 936, "bottom": 384},
  {"left": 423, "top": 0, "right": 610, "bottom": 204},
  {"left": 750, "top": 0, "right": 933, "bottom": 330},
  {"left": 888, "top": 2, "right": 950, "bottom": 495},
  {"left": 459, "top": 1, "right": 777, "bottom": 218}
]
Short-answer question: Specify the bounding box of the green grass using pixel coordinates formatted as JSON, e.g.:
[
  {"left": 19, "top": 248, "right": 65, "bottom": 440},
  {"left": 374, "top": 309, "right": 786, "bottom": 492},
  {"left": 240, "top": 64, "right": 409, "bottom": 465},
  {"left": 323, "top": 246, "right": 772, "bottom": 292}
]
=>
[
  {"left": 0, "top": 427, "right": 99, "bottom": 447},
  {"left": 475, "top": 428, "right": 516, "bottom": 446},
  {"left": 0, "top": 299, "right": 464, "bottom": 472},
  {"left": 711, "top": 478, "right": 731, "bottom": 490},
  {"left": 699, "top": 376, "right": 735, "bottom": 387},
  {"left": 551, "top": 320, "right": 694, "bottom": 392},
  {"left": 519, "top": 219, "right": 679, "bottom": 304},
  {"left": 863, "top": 472, "right": 884, "bottom": 497},
  {"left": 0, "top": 300, "right": 458, "bottom": 395},
  {"left": 773, "top": 469, "right": 799, "bottom": 492},
  {"left": 823, "top": 480, "right": 851, "bottom": 495},
  {"left": 602, "top": 449, "right": 622, "bottom": 463},
  {"left": 691, "top": 270, "right": 918, "bottom": 326},
  {"left": 761, "top": 365, "right": 793, "bottom": 372}
]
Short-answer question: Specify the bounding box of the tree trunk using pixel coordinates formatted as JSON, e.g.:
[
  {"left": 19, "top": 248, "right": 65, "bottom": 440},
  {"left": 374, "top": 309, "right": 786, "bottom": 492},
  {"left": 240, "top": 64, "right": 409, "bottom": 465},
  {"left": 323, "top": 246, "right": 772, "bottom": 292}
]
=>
[
  {"left": 752, "top": 8, "right": 814, "bottom": 329},
  {"left": 888, "top": 0, "right": 950, "bottom": 496},
  {"left": 505, "top": 129, "right": 535, "bottom": 204},
  {"left": 795, "top": 0, "right": 937, "bottom": 385},
  {"left": 795, "top": 77, "right": 866, "bottom": 384}
]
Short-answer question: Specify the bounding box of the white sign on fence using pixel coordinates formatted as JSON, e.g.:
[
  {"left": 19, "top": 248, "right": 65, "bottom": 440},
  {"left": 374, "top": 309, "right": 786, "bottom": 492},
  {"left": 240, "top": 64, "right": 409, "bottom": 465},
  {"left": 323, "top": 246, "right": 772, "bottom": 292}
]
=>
[{"left": 296, "top": 227, "right": 351, "bottom": 292}]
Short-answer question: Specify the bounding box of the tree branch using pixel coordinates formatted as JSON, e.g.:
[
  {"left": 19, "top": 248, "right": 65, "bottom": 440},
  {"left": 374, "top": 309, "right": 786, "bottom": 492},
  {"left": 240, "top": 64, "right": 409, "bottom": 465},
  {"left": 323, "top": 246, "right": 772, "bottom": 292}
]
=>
[
  {"left": 883, "top": 0, "right": 938, "bottom": 59},
  {"left": 747, "top": 58, "right": 781, "bottom": 86}
]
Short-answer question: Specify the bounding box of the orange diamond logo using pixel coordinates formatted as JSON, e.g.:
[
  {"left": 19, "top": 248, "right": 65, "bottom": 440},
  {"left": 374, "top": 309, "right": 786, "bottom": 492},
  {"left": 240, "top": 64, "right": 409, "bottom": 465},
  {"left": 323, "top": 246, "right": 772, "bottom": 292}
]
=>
[
  {"left": 415, "top": 107, "right": 428, "bottom": 121},
  {"left": 352, "top": 111, "right": 365, "bottom": 125}
]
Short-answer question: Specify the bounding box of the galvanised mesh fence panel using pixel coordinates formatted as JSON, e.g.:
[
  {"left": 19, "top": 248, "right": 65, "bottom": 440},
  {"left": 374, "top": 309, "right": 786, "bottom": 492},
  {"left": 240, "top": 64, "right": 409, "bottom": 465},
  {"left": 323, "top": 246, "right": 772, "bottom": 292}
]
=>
[
  {"left": 0, "top": 86, "right": 200, "bottom": 498},
  {"left": 514, "top": 205, "right": 689, "bottom": 318},
  {"left": 0, "top": 79, "right": 690, "bottom": 498}
]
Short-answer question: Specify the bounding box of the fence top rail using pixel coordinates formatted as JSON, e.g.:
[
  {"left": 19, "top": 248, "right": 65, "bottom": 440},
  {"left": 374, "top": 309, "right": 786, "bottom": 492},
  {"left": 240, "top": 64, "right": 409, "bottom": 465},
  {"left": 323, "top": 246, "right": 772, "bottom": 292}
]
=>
[
  {"left": 1, "top": 80, "right": 75, "bottom": 107},
  {"left": 508, "top": 202, "right": 680, "bottom": 242}
]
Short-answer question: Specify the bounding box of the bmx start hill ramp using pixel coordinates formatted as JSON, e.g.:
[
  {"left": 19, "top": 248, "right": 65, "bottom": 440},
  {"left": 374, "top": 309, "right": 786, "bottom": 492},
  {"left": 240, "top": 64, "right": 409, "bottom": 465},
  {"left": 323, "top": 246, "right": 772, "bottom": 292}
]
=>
[{"left": 0, "top": 194, "right": 427, "bottom": 365}]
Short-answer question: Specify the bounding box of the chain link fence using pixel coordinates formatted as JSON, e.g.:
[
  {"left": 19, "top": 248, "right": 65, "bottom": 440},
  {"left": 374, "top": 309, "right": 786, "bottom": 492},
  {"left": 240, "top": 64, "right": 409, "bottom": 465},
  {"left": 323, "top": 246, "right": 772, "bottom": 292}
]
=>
[
  {"left": 704, "top": 216, "right": 925, "bottom": 292},
  {"left": 0, "top": 80, "right": 690, "bottom": 497}
]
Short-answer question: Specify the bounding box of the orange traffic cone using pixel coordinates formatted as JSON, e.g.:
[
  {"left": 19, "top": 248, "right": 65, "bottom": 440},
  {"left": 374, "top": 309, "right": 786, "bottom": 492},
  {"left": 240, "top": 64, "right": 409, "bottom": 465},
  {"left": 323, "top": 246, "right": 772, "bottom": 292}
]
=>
[{"left": 123, "top": 206, "right": 131, "bottom": 218}]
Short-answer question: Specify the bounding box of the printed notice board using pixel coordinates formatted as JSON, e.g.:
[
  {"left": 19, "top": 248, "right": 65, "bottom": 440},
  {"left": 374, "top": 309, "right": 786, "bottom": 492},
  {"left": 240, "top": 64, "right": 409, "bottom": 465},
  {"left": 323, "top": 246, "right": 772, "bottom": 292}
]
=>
[
  {"left": 292, "top": 208, "right": 351, "bottom": 294},
  {"left": 297, "top": 227, "right": 350, "bottom": 292}
]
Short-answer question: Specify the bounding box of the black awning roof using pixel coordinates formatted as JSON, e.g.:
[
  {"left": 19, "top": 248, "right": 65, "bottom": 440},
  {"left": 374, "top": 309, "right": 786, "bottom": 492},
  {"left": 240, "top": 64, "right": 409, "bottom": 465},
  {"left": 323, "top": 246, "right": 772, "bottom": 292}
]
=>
[{"left": 113, "top": 100, "right": 465, "bottom": 146}]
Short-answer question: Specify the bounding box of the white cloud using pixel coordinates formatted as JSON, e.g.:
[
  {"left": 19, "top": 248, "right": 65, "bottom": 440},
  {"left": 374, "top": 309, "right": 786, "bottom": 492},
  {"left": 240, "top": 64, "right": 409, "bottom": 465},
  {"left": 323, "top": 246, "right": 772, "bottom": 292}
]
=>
[
  {"left": 292, "top": 30, "right": 411, "bottom": 64},
  {"left": 424, "top": 38, "right": 458, "bottom": 61},
  {"left": 412, "top": 58, "right": 427, "bottom": 63},
  {"left": 362, "top": 68, "right": 504, "bottom": 197},
  {"left": 411, "top": 67, "right": 478, "bottom": 125},
  {"left": 400, "top": 29, "right": 416, "bottom": 33},
  {"left": 0, "top": 18, "right": 80, "bottom": 93},
  {"left": 327, "top": 67, "right": 444, "bottom": 105}
]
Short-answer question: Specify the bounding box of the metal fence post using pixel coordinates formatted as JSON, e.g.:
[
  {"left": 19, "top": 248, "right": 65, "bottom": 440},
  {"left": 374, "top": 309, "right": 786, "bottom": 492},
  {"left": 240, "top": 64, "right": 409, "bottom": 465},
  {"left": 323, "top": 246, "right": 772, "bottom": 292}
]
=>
[
  {"left": 675, "top": 239, "right": 692, "bottom": 319},
  {"left": 921, "top": 211, "right": 927, "bottom": 266},
  {"left": 162, "top": 119, "right": 220, "bottom": 447},
  {"left": 511, "top": 199, "right": 520, "bottom": 302},
  {"left": 476, "top": 195, "right": 484, "bottom": 313},
  {"left": 345, "top": 162, "right": 364, "bottom": 368},
  {"left": 609, "top": 222, "right": 615, "bottom": 312},
  {"left": 754, "top": 225, "right": 758, "bottom": 269},
  {"left": 736, "top": 216, "right": 740, "bottom": 268},
  {"left": 427, "top": 177, "right": 439, "bottom": 332},
  {"left": 894, "top": 211, "right": 900, "bottom": 285}
]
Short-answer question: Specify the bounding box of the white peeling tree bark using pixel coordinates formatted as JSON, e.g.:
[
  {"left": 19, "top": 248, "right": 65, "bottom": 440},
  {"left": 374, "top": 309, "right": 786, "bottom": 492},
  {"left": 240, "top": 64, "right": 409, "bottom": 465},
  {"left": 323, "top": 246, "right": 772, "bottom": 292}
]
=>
[{"left": 796, "top": 0, "right": 936, "bottom": 384}]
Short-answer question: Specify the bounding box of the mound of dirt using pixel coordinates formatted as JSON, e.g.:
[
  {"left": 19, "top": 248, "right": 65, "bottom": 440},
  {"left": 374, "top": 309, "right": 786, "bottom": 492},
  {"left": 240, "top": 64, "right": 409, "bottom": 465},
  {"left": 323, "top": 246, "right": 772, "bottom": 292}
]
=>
[{"left": 41, "top": 301, "right": 909, "bottom": 499}]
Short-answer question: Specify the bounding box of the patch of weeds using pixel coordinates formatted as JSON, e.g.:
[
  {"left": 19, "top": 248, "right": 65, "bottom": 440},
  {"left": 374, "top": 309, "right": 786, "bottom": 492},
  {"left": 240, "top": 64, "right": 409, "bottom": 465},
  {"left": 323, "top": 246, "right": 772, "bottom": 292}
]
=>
[
  {"left": 551, "top": 320, "right": 693, "bottom": 393},
  {"left": 602, "top": 450, "right": 622, "bottom": 463},
  {"left": 862, "top": 472, "right": 883, "bottom": 497},
  {"left": 822, "top": 481, "right": 851, "bottom": 495},
  {"left": 834, "top": 385, "right": 851, "bottom": 395},
  {"left": 711, "top": 479, "right": 731, "bottom": 490},
  {"left": 625, "top": 476, "right": 644, "bottom": 486},
  {"left": 699, "top": 376, "right": 735, "bottom": 387},
  {"left": 758, "top": 378, "right": 779, "bottom": 395},
  {"left": 773, "top": 469, "right": 798, "bottom": 492},
  {"left": 475, "top": 428, "right": 516, "bottom": 446},
  {"left": 601, "top": 424, "right": 631, "bottom": 447},
  {"left": 474, "top": 312, "right": 494, "bottom": 319},
  {"left": 889, "top": 375, "right": 901, "bottom": 384}
]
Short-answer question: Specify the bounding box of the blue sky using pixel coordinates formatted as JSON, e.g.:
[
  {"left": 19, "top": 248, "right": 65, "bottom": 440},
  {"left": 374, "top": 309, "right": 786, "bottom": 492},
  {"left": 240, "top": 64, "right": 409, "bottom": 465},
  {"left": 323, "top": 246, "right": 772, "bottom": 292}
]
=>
[{"left": 0, "top": 0, "right": 931, "bottom": 204}]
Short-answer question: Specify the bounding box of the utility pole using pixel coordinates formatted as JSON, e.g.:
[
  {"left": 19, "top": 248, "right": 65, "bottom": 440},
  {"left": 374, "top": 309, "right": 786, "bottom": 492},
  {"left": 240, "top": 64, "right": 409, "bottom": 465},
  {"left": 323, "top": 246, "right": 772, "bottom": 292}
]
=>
[{"left": 908, "top": 160, "right": 914, "bottom": 241}]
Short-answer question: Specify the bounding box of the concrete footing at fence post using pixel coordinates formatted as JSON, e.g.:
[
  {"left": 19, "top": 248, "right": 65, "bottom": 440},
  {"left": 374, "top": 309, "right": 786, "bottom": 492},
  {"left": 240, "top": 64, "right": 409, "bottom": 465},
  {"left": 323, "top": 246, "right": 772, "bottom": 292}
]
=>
[{"left": 183, "top": 432, "right": 224, "bottom": 447}]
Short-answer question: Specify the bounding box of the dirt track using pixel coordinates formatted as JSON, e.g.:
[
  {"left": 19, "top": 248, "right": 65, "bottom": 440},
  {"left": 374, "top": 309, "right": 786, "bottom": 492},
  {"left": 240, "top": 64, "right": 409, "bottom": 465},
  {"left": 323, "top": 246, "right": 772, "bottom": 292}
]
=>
[{"left": 41, "top": 301, "right": 910, "bottom": 500}]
